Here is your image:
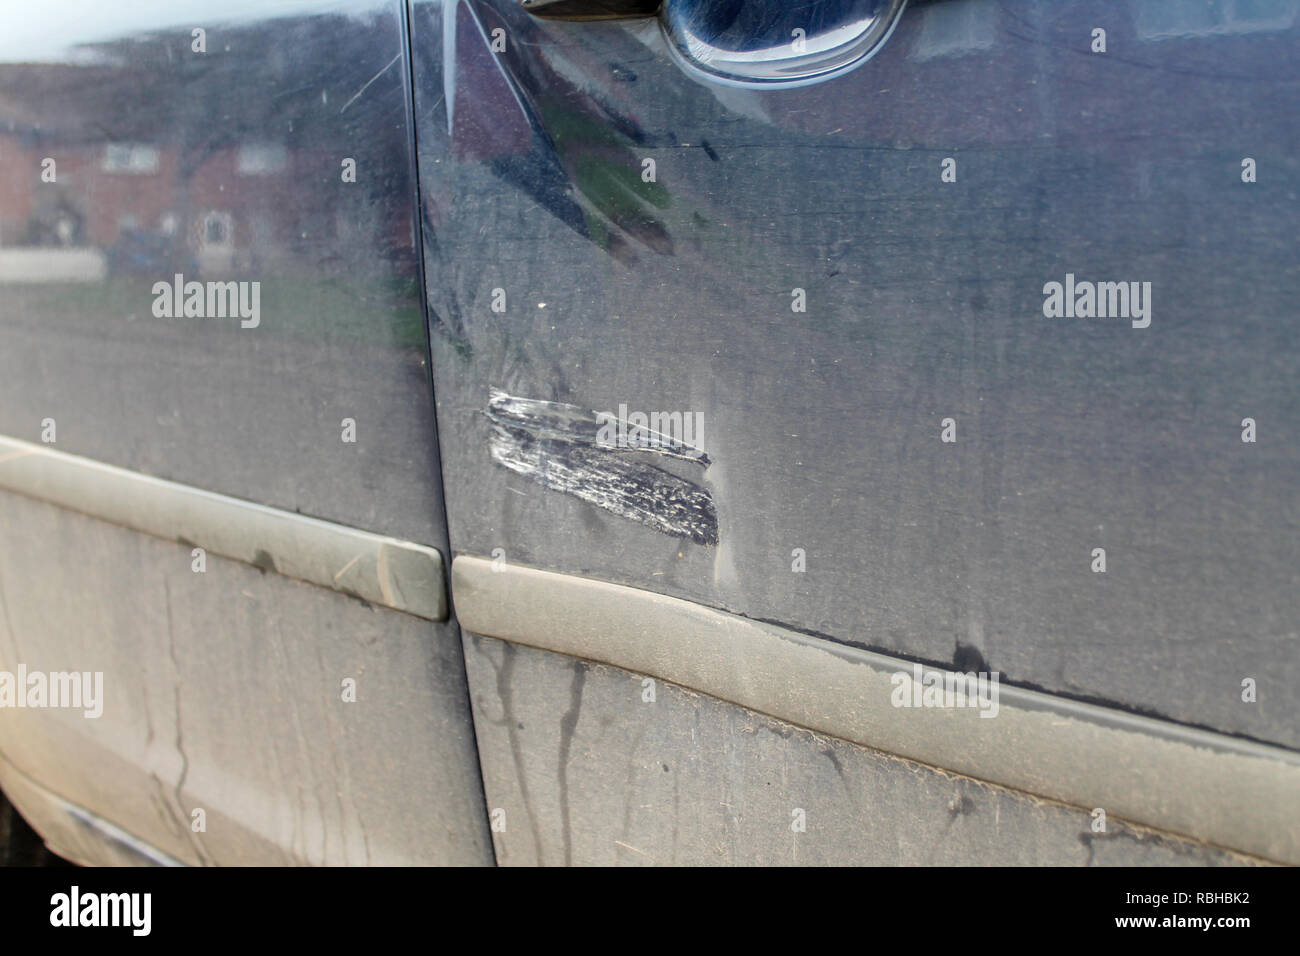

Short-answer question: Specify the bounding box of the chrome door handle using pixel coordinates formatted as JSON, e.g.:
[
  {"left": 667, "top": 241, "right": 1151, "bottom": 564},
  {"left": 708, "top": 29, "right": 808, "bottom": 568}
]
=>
[{"left": 523, "top": 0, "right": 910, "bottom": 88}]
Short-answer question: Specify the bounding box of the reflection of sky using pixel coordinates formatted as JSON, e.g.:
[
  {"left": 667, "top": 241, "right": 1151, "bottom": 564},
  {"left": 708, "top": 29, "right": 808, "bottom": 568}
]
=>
[{"left": 0, "top": 0, "right": 371, "bottom": 62}]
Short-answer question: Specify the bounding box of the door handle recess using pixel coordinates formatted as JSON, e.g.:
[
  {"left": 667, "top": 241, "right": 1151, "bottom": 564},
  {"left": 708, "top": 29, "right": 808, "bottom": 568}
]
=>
[{"left": 522, "top": 0, "right": 909, "bottom": 89}]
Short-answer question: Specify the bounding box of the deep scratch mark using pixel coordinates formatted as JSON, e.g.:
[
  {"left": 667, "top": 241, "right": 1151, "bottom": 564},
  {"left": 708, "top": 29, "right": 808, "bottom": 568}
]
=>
[
  {"left": 487, "top": 389, "right": 718, "bottom": 545},
  {"left": 339, "top": 53, "right": 401, "bottom": 114},
  {"left": 488, "top": 389, "right": 709, "bottom": 465}
]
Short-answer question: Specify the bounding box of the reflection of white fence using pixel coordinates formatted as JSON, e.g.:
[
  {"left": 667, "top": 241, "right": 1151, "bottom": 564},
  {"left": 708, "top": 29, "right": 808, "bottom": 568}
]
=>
[{"left": 0, "top": 248, "right": 107, "bottom": 283}]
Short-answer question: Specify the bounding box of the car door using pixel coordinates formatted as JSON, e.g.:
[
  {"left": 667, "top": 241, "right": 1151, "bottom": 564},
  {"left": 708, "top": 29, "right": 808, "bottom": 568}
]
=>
[
  {"left": 0, "top": 0, "right": 491, "bottom": 865},
  {"left": 409, "top": 0, "right": 1300, "bottom": 864}
]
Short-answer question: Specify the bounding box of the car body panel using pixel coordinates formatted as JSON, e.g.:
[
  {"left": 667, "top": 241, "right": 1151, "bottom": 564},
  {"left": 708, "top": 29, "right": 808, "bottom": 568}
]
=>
[
  {"left": 413, "top": 0, "right": 1300, "bottom": 748},
  {"left": 0, "top": 0, "right": 1295, "bottom": 867},
  {"left": 0, "top": 0, "right": 491, "bottom": 865}
]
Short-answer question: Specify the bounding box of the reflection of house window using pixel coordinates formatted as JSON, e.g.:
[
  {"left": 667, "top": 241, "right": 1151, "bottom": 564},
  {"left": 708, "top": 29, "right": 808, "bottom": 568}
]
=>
[
  {"left": 201, "top": 211, "right": 233, "bottom": 247},
  {"left": 102, "top": 143, "right": 159, "bottom": 174},
  {"left": 159, "top": 213, "right": 178, "bottom": 236},
  {"left": 1137, "top": 0, "right": 1298, "bottom": 39},
  {"left": 911, "top": 1, "right": 995, "bottom": 60},
  {"left": 236, "top": 143, "right": 288, "bottom": 175}
]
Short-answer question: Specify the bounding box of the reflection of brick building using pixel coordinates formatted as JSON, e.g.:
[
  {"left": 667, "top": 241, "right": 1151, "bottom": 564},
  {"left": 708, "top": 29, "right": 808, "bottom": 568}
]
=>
[
  {"left": 0, "top": 127, "right": 303, "bottom": 275},
  {"left": 0, "top": 86, "right": 48, "bottom": 247},
  {"left": 0, "top": 62, "right": 415, "bottom": 277},
  {"left": 0, "top": 137, "right": 184, "bottom": 249}
]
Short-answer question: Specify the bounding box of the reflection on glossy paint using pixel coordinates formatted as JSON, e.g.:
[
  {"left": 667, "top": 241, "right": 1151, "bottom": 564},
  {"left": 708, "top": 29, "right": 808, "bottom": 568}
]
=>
[
  {"left": 661, "top": 0, "right": 909, "bottom": 88},
  {"left": 0, "top": 0, "right": 445, "bottom": 546}
]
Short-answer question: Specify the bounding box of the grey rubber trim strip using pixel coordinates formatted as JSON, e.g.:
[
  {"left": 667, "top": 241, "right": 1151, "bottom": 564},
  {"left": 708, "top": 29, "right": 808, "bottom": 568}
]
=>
[
  {"left": 452, "top": 556, "right": 1300, "bottom": 864},
  {"left": 0, "top": 435, "right": 446, "bottom": 621}
]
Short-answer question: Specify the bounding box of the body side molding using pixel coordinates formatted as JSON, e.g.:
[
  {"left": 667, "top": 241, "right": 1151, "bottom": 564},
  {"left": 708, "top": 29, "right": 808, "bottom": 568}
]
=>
[
  {"left": 452, "top": 555, "right": 1300, "bottom": 863},
  {"left": 0, "top": 436, "right": 446, "bottom": 621}
]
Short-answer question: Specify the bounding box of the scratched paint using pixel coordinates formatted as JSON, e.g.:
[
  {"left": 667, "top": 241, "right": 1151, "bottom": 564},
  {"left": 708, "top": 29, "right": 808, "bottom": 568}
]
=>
[
  {"left": 488, "top": 389, "right": 709, "bottom": 464},
  {"left": 487, "top": 389, "right": 718, "bottom": 546}
]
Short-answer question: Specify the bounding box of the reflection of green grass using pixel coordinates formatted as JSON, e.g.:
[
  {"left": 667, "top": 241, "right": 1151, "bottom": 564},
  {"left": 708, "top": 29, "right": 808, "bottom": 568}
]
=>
[
  {"left": 5, "top": 276, "right": 427, "bottom": 351},
  {"left": 573, "top": 156, "right": 670, "bottom": 220},
  {"left": 541, "top": 98, "right": 671, "bottom": 232},
  {"left": 260, "top": 276, "right": 426, "bottom": 350}
]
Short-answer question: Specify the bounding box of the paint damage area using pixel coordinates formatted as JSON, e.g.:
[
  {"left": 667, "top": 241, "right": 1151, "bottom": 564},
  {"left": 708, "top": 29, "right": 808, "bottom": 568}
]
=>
[{"left": 487, "top": 389, "right": 717, "bottom": 546}]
